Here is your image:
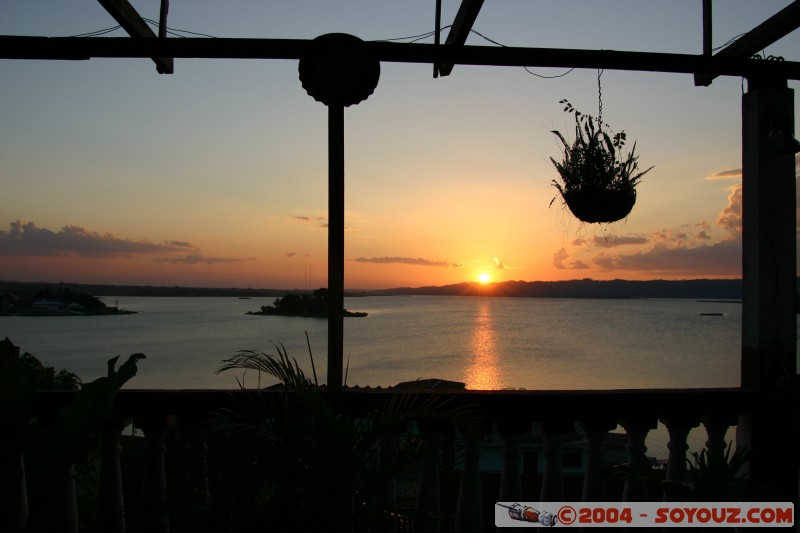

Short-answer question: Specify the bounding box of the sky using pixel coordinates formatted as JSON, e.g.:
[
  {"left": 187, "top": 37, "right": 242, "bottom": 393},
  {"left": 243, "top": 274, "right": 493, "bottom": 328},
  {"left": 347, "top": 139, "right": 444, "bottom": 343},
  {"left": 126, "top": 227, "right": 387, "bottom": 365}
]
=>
[{"left": 1, "top": 0, "right": 799, "bottom": 290}]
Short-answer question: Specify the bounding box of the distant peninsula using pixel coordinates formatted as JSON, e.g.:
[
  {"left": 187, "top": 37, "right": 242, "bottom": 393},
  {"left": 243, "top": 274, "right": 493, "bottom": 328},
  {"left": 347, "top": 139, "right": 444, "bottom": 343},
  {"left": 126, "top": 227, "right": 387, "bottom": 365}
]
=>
[
  {"left": 247, "top": 288, "right": 367, "bottom": 318},
  {"left": 0, "top": 285, "right": 135, "bottom": 316},
  {"left": 1, "top": 277, "right": 789, "bottom": 300},
  {"left": 357, "top": 278, "right": 750, "bottom": 300}
]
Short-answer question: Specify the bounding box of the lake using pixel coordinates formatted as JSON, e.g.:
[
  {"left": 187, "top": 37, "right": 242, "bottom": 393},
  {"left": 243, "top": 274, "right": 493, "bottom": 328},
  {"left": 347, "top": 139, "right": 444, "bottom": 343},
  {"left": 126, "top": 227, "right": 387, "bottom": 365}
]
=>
[
  {"left": 0, "top": 295, "right": 746, "bottom": 390},
  {"left": 0, "top": 295, "right": 771, "bottom": 458}
]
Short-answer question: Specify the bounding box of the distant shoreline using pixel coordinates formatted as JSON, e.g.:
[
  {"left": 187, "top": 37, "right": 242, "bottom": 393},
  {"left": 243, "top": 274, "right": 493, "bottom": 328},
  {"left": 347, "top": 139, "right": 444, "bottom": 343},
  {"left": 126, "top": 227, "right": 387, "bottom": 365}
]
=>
[
  {"left": 0, "top": 309, "right": 136, "bottom": 317},
  {"left": 0, "top": 277, "right": 779, "bottom": 301}
]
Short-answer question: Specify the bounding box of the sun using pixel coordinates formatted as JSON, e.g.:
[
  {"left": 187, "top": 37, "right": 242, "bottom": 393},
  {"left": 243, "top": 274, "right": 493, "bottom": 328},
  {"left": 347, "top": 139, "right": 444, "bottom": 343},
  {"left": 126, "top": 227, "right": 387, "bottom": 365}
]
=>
[{"left": 478, "top": 272, "right": 491, "bottom": 284}]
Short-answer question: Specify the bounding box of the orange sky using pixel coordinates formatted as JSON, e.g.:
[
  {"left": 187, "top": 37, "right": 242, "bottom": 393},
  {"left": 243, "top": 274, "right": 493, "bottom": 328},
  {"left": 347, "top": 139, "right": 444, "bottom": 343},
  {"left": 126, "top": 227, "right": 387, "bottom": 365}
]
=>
[{"left": 1, "top": 2, "right": 798, "bottom": 289}]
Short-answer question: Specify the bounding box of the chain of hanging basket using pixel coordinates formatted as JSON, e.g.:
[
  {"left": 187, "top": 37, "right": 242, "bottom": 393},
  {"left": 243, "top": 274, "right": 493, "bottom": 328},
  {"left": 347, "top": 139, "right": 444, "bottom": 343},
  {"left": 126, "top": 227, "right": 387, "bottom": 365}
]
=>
[
  {"left": 597, "top": 68, "right": 603, "bottom": 126},
  {"left": 548, "top": 67, "right": 653, "bottom": 224}
]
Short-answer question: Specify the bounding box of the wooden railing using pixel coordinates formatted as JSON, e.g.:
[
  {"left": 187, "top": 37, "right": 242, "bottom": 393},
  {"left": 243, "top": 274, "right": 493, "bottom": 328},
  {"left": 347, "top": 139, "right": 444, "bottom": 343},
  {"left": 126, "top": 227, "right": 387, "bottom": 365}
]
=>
[{"left": 6, "top": 387, "right": 760, "bottom": 532}]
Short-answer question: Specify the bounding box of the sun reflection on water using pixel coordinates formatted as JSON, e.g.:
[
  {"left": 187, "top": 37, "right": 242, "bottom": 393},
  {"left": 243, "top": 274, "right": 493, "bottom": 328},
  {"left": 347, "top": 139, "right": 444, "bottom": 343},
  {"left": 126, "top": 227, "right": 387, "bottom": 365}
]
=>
[{"left": 464, "top": 300, "right": 503, "bottom": 390}]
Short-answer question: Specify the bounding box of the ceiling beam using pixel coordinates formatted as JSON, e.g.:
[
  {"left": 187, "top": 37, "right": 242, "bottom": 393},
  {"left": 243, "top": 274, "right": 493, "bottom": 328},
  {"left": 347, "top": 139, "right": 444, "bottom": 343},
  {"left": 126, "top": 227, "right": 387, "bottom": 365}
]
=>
[
  {"left": 97, "top": 0, "right": 173, "bottom": 73},
  {"left": 437, "top": 0, "right": 484, "bottom": 76},
  {"left": 3, "top": 36, "right": 799, "bottom": 81},
  {"left": 695, "top": 0, "right": 800, "bottom": 86}
]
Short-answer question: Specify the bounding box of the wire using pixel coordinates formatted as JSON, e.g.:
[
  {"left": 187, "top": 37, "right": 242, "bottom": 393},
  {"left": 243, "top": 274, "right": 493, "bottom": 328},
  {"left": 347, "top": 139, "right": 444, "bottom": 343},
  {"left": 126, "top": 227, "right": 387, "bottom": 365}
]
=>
[
  {"left": 142, "top": 18, "right": 218, "bottom": 38},
  {"left": 712, "top": 32, "right": 747, "bottom": 52},
  {"left": 68, "top": 25, "right": 122, "bottom": 37},
  {"left": 67, "top": 19, "right": 217, "bottom": 39},
  {"left": 523, "top": 66, "right": 576, "bottom": 79},
  {"left": 467, "top": 29, "right": 504, "bottom": 47},
  {"left": 68, "top": 20, "right": 569, "bottom": 81},
  {"left": 375, "top": 27, "right": 451, "bottom": 43},
  {"left": 467, "top": 28, "right": 575, "bottom": 80}
]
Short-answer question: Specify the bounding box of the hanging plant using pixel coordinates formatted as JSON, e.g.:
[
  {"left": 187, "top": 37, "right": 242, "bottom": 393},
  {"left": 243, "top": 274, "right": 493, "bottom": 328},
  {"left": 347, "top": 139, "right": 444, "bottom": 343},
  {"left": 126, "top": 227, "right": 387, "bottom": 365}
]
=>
[{"left": 549, "top": 99, "right": 653, "bottom": 223}]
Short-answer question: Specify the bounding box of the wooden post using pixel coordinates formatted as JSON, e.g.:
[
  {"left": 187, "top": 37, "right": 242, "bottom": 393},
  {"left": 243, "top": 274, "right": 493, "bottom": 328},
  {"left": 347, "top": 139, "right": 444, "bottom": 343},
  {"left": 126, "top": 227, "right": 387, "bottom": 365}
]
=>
[
  {"left": 158, "top": 0, "right": 169, "bottom": 40},
  {"left": 702, "top": 0, "right": 712, "bottom": 56},
  {"left": 328, "top": 103, "right": 345, "bottom": 392},
  {"left": 738, "top": 77, "right": 798, "bottom": 496}
]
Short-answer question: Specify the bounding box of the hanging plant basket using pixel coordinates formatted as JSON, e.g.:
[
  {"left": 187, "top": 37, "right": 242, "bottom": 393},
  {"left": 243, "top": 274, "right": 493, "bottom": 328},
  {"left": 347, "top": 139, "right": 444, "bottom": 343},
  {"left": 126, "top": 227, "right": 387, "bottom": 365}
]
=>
[
  {"left": 562, "top": 188, "right": 636, "bottom": 223},
  {"left": 550, "top": 99, "right": 652, "bottom": 224}
]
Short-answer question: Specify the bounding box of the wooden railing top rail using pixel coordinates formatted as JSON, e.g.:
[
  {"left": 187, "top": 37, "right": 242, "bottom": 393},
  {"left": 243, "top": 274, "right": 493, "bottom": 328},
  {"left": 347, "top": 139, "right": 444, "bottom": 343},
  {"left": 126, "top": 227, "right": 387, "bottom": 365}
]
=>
[{"left": 34, "top": 387, "right": 758, "bottom": 428}]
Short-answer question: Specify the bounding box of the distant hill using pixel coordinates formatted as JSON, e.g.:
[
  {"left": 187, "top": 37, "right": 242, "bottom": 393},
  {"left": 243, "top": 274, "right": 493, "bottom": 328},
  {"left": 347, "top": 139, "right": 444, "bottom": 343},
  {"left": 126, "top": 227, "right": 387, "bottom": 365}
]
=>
[
  {"left": 357, "top": 278, "right": 747, "bottom": 300},
  {"left": 0, "top": 281, "right": 293, "bottom": 298},
  {"left": 0, "top": 278, "right": 780, "bottom": 300}
]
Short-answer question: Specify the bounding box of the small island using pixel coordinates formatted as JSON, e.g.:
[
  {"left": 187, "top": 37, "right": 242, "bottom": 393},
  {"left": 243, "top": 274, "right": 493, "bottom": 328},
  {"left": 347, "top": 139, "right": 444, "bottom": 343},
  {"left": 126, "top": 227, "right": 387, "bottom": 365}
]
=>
[
  {"left": 247, "top": 288, "right": 367, "bottom": 318},
  {"left": 0, "top": 286, "right": 136, "bottom": 316}
]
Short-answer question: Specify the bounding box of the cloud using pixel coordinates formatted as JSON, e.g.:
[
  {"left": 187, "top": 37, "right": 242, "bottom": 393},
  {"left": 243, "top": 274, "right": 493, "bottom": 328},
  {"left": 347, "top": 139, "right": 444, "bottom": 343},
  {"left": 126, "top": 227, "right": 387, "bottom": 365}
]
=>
[
  {"left": 292, "top": 215, "right": 327, "bottom": 228},
  {"left": 716, "top": 184, "right": 742, "bottom": 238},
  {"left": 708, "top": 168, "right": 742, "bottom": 180},
  {"left": 354, "top": 256, "right": 450, "bottom": 267},
  {"left": 592, "top": 235, "right": 649, "bottom": 248},
  {"left": 0, "top": 220, "right": 193, "bottom": 257},
  {"left": 285, "top": 252, "right": 297, "bottom": 258},
  {"left": 494, "top": 257, "right": 506, "bottom": 269},
  {"left": 553, "top": 248, "right": 568, "bottom": 269},
  {"left": 154, "top": 253, "right": 256, "bottom": 265},
  {"left": 167, "top": 240, "right": 194, "bottom": 248},
  {"left": 592, "top": 252, "right": 615, "bottom": 269},
  {"left": 651, "top": 229, "right": 689, "bottom": 246},
  {"left": 451, "top": 262, "right": 464, "bottom": 268},
  {"left": 590, "top": 240, "right": 741, "bottom": 275},
  {"left": 553, "top": 247, "right": 589, "bottom": 270}
]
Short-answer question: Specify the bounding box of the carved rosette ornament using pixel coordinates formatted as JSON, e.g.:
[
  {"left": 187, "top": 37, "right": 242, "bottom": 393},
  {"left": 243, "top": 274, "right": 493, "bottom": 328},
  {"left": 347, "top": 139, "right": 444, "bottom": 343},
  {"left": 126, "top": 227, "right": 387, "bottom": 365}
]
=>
[{"left": 298, "top": 33, "right": 380, "bottom": 107}]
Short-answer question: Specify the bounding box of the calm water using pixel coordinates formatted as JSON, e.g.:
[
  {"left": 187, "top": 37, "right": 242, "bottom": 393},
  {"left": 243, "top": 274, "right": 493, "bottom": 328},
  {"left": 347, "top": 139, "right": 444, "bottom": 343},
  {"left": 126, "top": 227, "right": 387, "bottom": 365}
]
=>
[
  {"left": 0, "top": 295, "right": 745, "bottom": 390},
  {"left": 0, "top": 295, "right": 765, "bottom": 458}
]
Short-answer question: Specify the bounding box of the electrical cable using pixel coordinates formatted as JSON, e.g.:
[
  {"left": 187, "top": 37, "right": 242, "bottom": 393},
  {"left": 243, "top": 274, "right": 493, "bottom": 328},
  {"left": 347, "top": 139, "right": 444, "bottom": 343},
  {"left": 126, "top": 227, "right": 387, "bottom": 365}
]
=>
[
  {"left": 142, "top": 18, "right": 217, "bottom": 38},
  {"left": 68, "top": 25, "right": 122, "bottom": 37}
]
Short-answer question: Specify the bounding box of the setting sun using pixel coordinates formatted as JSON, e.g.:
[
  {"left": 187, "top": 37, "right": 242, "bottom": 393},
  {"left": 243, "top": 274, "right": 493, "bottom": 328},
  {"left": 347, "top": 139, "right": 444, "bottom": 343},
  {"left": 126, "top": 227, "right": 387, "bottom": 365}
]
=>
[{"left": 478, "top": 273, "right": 490, "bottom": 284}]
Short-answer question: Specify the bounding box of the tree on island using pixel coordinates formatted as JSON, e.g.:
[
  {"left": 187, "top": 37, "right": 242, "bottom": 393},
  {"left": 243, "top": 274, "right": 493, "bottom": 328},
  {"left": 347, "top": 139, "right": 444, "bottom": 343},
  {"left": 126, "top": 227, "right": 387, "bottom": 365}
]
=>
[
  {"left": 249, "top": 288, "right": 366, "bottom": 317},
  {"left": 34, "top": 286, "right": 107, "bottom": 310}
]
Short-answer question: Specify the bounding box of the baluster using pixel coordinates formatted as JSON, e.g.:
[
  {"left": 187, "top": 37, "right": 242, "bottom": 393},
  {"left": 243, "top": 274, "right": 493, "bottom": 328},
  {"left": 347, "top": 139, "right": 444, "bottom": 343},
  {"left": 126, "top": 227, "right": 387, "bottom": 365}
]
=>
[
  {"left": 540, "top": 421, "right": 572, "bottom": 502},
  {"left": 188, "top": 438, "right": 211, "bottom": 506},
  {"left": 581, "top": 420, "right": 617, "bottom": 502},
  {"left": 454, "top": 427, "right": 483, "bottom": 533},
  {"left": 18, "top": 455, "right": 29, "bottom": 533},
  {"left": 660, "top": 415, "right": 700, "bottom": 501},
  {"left": 46, "top": 463, "right": 78, "bottom": 533},
  {"left": 495, "top": 419, "right": 529, "bottom": 533},
  {"left": 377, "top": 425, "right": 400, "bottom": 532},
  {"left": 620, "top": 417, "right": 656, "bottom": 502},
  {"left": 702, "top": 413, "right": 735, "bottom": 471},
  {"left": 415, "top": 419, "right": 445, "bottom": 533},
  {"left": 178, "top": 413, "right": 212, "bottom": 508},
  {"left": 497, "top": 419, "right": 529, "bottom": 502},
  {"left": 1, "top": 451, "right": 28, "bottom": 533},
  {"left": 137, "top": 414, "right": 171, "bottom": 533},
  {"left": 0, "top": 340, "right": 27, "bottom": 533},
  {"left": 97, "top": 418, "right": 129, "bottom": 533}
]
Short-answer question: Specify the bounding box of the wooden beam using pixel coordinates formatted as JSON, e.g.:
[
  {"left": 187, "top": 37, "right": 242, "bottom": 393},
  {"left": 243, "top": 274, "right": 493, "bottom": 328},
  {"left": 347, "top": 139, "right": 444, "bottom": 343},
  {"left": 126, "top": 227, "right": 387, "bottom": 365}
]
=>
[
  {"left": 703, "top": 0, "right": 712, "bottom": 56},
  {"left": 437, "top": 0, "right": 484, "bottom": 76},
  {"left": 158, "top": 0, "right": 169, "bottom": 41},
  {"left": 695, "top": 0, "right": 800, "bottom": 86},
  {"left": 327, "top": 104, "right": 345, "bottom": 392},
  {"left": 96, "top": 0, "right": 173, "bottom": 73},
  {"left": 3, "top": 36, "right": 800, "bottom": 80},
  {"left": 738, "top": 79, "right": 798, "bottom": 497}
]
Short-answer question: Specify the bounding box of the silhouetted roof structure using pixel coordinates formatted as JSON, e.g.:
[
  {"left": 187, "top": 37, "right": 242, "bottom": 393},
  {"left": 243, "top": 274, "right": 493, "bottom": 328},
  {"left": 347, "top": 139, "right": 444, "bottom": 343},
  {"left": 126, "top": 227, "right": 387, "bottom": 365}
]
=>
[{"left": 1, "top": 0, "right": 798, "bottom": 83}]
